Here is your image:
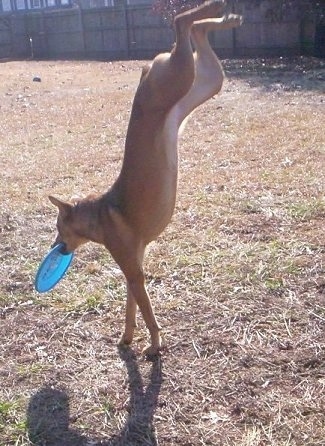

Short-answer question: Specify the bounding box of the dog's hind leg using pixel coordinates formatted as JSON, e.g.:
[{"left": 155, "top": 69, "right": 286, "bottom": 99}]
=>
[
  {"left": 134, "top": 1, "right": 227, "bottom": 113},
  {"left": 174, "top": 14, "right": 243, "bottom": 124}
]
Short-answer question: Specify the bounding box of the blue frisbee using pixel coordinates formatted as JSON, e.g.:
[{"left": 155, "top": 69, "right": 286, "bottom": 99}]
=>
[{"left": 35, "top": 243, "right": 74, "bottom": 293}]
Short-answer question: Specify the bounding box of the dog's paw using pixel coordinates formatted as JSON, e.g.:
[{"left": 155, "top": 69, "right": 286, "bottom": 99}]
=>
[
  {"left": 142, "top": 342, "right": 165, "bottom": 359},
  {"left": 224, "top": 13, "right": 243, "bottom": 27},
  {"left": 118, "top": 335, "right": 133, "bottom": 348}
]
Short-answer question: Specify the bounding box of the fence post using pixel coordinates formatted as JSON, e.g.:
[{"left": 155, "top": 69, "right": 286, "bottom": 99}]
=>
[
  {"left": 124, "top": 4, "right": 131, "bottom": 59},
  {"left": 9, "top": 16, "right": 14, "bottom": 58},
  {"left": 78, "top": 6, "right": 86, "bottom": 58},
  {"left": 231, "top": 0, "right": 237, "bottom": 57}
]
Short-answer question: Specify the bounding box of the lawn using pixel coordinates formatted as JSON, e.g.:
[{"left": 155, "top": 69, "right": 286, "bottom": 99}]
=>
[{"left": 0, "top": 56, "right": 324, "bottom": 445}]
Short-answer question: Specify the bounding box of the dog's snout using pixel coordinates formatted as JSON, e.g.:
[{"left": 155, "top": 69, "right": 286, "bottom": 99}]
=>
[
  {"left": 51, "top": 234, "right": 63, "bottom": 249},
  {"left": 59, "top": 243, "right": 70, "bottom": 255}
]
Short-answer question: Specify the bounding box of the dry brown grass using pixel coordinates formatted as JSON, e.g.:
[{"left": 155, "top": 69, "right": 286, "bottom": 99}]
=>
[{"left": 0, "top": 57, "right": 324, "bottom": 446}]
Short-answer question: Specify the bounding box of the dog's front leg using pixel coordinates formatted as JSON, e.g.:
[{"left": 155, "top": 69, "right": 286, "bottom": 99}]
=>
[
  {"left": 119, "top": 283, "right": 137, "bottom": 346},
  {"left": 126, "top": 272, "right": 162, "bottom": 356}
]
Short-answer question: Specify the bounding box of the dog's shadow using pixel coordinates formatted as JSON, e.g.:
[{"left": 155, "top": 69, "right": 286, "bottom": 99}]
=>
[{"left": 27, "top": 348, "right": 162, "bottom": 446}]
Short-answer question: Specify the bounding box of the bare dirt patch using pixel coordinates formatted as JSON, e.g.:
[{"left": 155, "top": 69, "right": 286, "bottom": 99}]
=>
[{"left": 0, "top": 57, "right": 324, "bottom": 445}]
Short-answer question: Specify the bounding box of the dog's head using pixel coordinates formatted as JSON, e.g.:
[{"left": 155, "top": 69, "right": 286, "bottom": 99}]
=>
[{"left": 49, "top": 195, "right": 88, "bottom": 253}]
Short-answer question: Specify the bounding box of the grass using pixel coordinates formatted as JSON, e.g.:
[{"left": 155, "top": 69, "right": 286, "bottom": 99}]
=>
[
  {"left": 0, "top": 56, "right": 324, "bottom": 445},
  {"left": 286, "top": 198, "right": 325, "bottom": 221}
]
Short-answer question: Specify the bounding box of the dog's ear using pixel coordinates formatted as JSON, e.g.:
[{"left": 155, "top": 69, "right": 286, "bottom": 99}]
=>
[{"left": 49, "top": 196, "right": 72, "bottom": 219}]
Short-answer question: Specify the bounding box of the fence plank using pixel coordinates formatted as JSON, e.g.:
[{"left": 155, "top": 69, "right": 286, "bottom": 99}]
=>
[
  {"left": 126, "top": 6, "right": 173, "bottom": 59},
  {"left": 82, "top": 8, "right": 129, "bottom": 59},
  {"left": 0, "top": 17, "right": 11, "bottom": 58}
]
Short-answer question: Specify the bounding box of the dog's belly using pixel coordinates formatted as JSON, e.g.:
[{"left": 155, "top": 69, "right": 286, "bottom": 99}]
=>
[
  {"left": 119, "top": 157, "right": 178, "bottom": 242},
  {"left": 142, "top": 172, "right": 178, "bottom": 242},
  {"left": 143, "top": 109, "right": 180, "bottom": 239},
  {"left": 114, "top": 102, "right": 183, "bottom": 242}
]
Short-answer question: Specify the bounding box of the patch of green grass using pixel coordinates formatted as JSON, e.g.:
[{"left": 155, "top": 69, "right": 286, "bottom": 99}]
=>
[
  {"left": 99, "top": 400, "right": 116, "bottom": 423},
  {"left": 263, "top": 277, "right": 284, "bottom": 291},
  {"left": 0, "top": 401, "right": 15, "bottom": 424},
  {"left": 0, "top": 400, "right": 28, "bottom": 443},
  {"left": 286, "top": 198, "right": 325, "bottom": 221},
  {"left": 17, "top": 363, "right": 47, "bottom": 379},
  {"left": 239, "top": 200, "right": 262, "bottom": 215},
  {"left": 84, "top": 294, "right": 104, "bottom": 312},
  {"left": 53, "top": 291, "right": 105, "bottom": 314}
]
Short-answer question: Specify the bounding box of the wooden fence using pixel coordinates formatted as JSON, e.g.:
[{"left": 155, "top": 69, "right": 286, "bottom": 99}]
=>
[{"left": 0, "top": 3, "right": 319, "bottom": 61}]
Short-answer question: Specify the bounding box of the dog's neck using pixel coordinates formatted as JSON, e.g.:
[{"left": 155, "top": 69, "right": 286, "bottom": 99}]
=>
[{"left": 73, "top": 197, "right": 106, "bottom": 246}]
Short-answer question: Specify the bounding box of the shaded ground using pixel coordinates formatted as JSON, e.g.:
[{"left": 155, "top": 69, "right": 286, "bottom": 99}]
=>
[
  {"left": 224, "top": 56, "right": 325, "bottom": 92},
  {"left": 0, "top": 57, "right": 324, "bottom": 445}
]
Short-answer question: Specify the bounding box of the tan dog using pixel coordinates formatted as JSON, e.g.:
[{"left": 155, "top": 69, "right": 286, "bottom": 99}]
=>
[{"left": 49, "top": 0, "right": 242, "bottom": 356}]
